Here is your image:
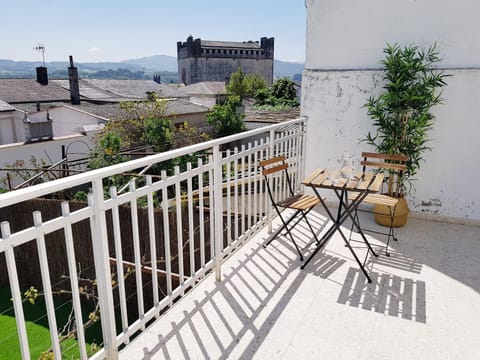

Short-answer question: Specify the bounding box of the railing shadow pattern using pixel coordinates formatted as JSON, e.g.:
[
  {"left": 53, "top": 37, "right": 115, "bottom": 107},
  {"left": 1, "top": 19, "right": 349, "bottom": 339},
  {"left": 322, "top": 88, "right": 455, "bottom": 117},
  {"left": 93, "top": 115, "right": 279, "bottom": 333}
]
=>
[
  {"left": 337, "top": 267, "right": 427, "bottom": 323},
  {"left": 132, "top": 212, "right": 347, "bottom": 359}
]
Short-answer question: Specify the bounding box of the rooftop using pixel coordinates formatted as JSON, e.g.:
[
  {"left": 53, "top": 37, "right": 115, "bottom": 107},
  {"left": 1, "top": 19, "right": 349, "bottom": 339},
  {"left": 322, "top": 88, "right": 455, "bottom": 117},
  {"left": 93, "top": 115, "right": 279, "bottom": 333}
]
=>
[
  {"left": 179, "top": 81, "right": 227, "bottom": 96},
  {"left": 0, "top": 99, "right": 15, "bottom": 111},
  {"left": 15, "top": 98, "right": 209, "bottom": 120},
  {"left": 0, "top": 79, "right": 71, "bottom": 103},
  {"left": 120, "top": 208, "right": 480, "bottom": 359},
  {"left": 53, "top": 79, "right": 189, "bottom": 102}
]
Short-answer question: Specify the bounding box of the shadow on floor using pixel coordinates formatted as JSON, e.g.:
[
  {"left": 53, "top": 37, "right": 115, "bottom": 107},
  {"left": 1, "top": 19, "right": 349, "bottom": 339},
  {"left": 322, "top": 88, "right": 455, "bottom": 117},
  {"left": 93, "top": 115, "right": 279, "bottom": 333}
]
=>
[{"left": 337, "top": 267, "right": 427, "bottom": 323}]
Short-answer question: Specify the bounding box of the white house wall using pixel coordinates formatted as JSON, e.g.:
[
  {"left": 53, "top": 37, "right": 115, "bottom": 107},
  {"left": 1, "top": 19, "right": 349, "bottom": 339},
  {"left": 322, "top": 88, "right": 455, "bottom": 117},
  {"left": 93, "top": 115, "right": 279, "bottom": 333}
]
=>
[
  {"left": 0, "top": 135, "right": 93, "bottom": 189},
  {"left": 0, "top": 111, "right": 25, "bottom": 144},
  {"left": 302, "top": 0, "right": 480, "bottom": 222},
  {"left": 33, "top": 106, "right": 105, "bottom": 137},
  {"left": 0, "top": 112, "right": 16, "bottom": 144}
]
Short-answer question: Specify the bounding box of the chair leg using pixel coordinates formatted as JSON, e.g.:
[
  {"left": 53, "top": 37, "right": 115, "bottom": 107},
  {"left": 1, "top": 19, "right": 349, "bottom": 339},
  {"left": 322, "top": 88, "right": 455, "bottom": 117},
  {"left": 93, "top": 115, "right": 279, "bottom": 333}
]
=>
[
  {"left": 384, "top": 205, "right": 396, "bottom": 257},
  {"left": 264, "top": 209, "right": 304, "bottom": 260},
  {"left": 285, "top": 226, "right": 304, "bottom": 261},
  {"left": 350, "top": 209, "right": 374, "bottom": 266},
  {"left": 300, "top": 209, "right": 320, "bottom": 244},
  {"left": 348, "top": 208, "right": 360, "bottom": 245}
]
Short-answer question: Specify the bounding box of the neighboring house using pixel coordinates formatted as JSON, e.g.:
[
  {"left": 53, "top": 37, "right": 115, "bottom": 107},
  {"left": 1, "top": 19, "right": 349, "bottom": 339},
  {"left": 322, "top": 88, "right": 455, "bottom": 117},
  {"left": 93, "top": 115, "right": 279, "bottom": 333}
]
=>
[
  {"left": 0, "top": 100, "right": 21, "bottom": 144},
  {"left": 59, "top": 100, "right": 210, "bottom": 132},
  {"left": 177, "top": 35, "right": 274, "bottom": 85},
  {"left": 178, "top": 81, "right": 228, "bottom": 108},
  {"left": 0, "top": 63, "right": 210, "bottom": 189},
  {"left": 53, "top": 78, "right": 190, "bottom": 102},
  {"left": 0, "top": 78, "right": 71, "bottom": 104},
  {"left": 17, "top": 104, "right": 106, "bottom": 138},
  {"left": 301, "top": 0, "right": 480, "bottom": 221},
  {"left": 50, "top": 77, "right": 209, "bottom": 129},
  {"left": 0, "top": 77, "right": 84, "bottom": 146}
]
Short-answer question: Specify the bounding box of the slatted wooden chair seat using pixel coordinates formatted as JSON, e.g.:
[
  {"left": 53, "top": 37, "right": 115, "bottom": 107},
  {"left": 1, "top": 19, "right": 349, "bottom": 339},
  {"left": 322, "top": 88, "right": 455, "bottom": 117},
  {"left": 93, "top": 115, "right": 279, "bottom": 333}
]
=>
[
  {"left": 349, "top": 152, "right": 409, "bottom": 256},
  {"left": 349, "top": 192, "right": 399, "bottom": 208},
  {"left": 277, "top": 193, "right": 321, "bottom": 210},
  {"left": 260, "top": 156, "right": 320, "bottom": 260}
]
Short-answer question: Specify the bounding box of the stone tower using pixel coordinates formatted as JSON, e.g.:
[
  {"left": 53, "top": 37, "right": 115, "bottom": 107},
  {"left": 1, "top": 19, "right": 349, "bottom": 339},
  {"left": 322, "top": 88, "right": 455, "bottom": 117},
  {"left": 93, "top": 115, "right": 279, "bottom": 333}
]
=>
[{"left": 177, "top": 35, "right": 274, "bottom": 85}]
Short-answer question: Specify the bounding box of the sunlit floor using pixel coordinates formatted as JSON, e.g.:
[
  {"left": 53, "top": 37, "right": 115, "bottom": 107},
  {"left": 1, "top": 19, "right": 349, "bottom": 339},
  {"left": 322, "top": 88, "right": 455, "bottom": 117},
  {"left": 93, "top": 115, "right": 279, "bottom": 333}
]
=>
[{"left": 120, "top": 207, "right": 480, "bottom": 360}]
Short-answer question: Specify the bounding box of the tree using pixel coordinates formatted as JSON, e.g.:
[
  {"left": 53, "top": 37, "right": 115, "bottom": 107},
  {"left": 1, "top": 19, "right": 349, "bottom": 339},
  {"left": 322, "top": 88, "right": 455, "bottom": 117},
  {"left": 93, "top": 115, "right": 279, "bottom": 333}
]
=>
[
  {"left": 244, "top": 73, "right": 267, "bottom": 98},
  {"left": 226, "top": 68, "right": 267, "bottom": 99},
  {"left": 90, "top": 93, "right": 172, "bottom": 163},
  {"left": 271, "top": 77, "right": 298, "bottom": 103},
  {"left": 206, "top": 96, "right": 246, "bottom": 138},
  {"left": 253, "top": 77, "right": 299, "bottom": 109},
  {"left": 172, "top": 121, "right": 210, "bottom": 149},
  {"left": 116, "top": 92, "right": 170, "bottom": 148},
  {"left": 144, "top": 117, "right": 173, "bottom": 153},
  {"left": 364, "top": 43, "right": 448, "bottom": 194},
  {"left": 89, "top": 131, "right": 125, "bottom": 170},
  {"left": 226, "top": 68, "right": 246, "bottom": 99}
]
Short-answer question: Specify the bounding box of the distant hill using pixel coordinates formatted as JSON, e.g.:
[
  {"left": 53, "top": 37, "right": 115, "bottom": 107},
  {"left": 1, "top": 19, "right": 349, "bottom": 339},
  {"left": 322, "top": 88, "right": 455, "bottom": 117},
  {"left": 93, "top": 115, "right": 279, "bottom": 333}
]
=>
[
  {"left": 122, "top": 55, "right": 178, "bottom": 72},
  {"left": 274, "top": 60, "right": 304, "bottom": 79},
  {"left": 0, "top": 56, "right": 304, "bottom": 81}
]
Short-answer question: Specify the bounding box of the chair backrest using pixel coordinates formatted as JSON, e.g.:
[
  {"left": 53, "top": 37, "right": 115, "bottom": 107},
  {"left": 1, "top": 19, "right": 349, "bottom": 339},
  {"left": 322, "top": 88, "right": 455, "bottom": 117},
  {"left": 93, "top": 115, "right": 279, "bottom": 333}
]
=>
[
  {"left": 360, "top": 152, "right": 409, "bottom": 196},
  {"left": 259, "top": 156, "right": 295, "bottom": 201}
]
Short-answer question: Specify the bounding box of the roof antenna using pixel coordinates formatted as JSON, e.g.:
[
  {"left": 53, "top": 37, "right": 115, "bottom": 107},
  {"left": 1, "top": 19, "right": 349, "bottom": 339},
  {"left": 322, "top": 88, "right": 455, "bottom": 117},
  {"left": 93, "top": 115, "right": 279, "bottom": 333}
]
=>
[{"left": 34, "top": 44, "right": 46, "bottom": 67}]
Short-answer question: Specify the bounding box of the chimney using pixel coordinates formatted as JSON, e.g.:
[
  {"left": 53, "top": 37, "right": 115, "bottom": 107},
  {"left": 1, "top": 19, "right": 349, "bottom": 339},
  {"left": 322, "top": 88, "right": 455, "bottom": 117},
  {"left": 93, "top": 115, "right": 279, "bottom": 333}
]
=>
[
  {"left": 68, "top": 56, "right": 81, "bottom": 105},
  {"left": 36, "top": 66, "right": 48, "bottom": 85}
]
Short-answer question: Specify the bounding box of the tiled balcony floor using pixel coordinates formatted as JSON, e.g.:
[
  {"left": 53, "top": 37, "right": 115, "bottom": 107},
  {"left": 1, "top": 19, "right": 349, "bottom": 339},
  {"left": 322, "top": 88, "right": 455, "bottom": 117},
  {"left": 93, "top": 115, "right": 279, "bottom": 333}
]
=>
[{"left": 120, "top": 207, "right": 480, "bottom": 360}]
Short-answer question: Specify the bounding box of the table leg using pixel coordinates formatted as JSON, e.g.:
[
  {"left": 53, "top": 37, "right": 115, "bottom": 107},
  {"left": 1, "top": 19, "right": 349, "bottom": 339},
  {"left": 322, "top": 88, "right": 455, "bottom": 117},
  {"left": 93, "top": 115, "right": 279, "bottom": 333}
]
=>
[
  {"left": 300, "top": 187, "right": 338, "bottom": 269},
  {"left": 301, "top": 187, "right": 374, "bottom": 283},
  {"left": 339, "top": 190, "right": 378, "bottom": 258}
]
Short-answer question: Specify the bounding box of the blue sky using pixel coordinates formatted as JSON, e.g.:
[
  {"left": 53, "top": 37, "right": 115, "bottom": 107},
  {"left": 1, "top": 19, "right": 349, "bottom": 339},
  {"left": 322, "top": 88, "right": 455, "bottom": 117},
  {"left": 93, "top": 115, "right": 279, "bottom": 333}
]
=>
[{"left": 2, "top": 0, "right": 306, "bottom": 63}]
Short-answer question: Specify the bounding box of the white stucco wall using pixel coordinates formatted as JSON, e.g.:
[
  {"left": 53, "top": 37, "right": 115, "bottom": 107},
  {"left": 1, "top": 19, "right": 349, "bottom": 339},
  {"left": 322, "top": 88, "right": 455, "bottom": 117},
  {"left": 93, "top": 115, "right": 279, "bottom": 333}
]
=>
[
  {"left": 305, "top": 0, "right": 480, "bottom": 69},
  {"left": 0, "top": 112, "right": 16, "bottom": 144},
  {"left": 0, "top": 134, "right": 93, "bottom": 189},
  {"left": 302, "top": 0, "right": 480, "bottom": 222},
  {"left": 29, "top": 106, "right": 105, "bottom": 137},
  {"left": 0, "top": 111, "right": 26, "bottom": 144}
]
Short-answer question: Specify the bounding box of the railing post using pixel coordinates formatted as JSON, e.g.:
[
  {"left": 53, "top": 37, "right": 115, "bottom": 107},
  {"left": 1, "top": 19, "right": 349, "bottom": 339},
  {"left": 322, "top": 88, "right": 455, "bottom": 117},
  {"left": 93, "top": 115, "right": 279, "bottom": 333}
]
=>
[
  {"left": 88, "top": 179, "right": 118, "bottom": 359},
  {"left": 268, "top": 129, "right": 275, "bottom": 233},
  {"left": 213, "top": 144, "right": 224, "bottom": 281},
  {"left": 1, "top": 222, "right": 30, "bottom": 360},
  {"left": 300, "top": 116, "right": 308, "bottom": 191}
]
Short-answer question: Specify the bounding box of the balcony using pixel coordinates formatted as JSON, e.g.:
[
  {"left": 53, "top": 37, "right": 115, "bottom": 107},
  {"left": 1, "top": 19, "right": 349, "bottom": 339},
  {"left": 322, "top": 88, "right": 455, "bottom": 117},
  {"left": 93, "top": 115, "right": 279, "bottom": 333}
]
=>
[
  {"left": 0, "top": 117, "right": 479, "bottom": 359},
  {"left": 120, "top": 211, "right": 480, "bottom": 359}
]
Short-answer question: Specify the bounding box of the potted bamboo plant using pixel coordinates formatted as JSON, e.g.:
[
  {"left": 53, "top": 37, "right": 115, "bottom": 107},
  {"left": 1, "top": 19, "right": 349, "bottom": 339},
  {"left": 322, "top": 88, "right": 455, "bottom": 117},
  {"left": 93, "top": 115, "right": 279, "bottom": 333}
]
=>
[{"left": 364, "top": 43, "right": 448, "bottom": 226}]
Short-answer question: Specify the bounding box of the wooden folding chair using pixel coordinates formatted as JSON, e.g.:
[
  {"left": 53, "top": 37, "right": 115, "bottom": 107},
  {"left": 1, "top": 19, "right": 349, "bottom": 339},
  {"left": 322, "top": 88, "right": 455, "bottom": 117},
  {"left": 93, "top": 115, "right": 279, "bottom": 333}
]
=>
[
  {"left": 349, "top": 152, "right": 409, "bottom": 256},
  {"left": 260, "top": 156, "right": 321, "bottom": 260}
]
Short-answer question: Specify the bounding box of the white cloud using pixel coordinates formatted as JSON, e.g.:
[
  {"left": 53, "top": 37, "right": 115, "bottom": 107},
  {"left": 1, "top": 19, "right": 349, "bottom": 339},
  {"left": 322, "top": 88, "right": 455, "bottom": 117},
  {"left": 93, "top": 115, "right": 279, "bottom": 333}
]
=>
[{"left": 88, "top": 47, "right": 102, "bottom": 53}]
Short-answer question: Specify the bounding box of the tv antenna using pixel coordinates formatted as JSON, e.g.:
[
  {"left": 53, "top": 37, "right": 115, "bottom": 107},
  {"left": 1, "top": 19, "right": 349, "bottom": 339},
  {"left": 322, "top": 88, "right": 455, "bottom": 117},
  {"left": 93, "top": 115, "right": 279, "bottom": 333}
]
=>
[{"left": 34, "top": 43, "right": 46, "bottom": 67}]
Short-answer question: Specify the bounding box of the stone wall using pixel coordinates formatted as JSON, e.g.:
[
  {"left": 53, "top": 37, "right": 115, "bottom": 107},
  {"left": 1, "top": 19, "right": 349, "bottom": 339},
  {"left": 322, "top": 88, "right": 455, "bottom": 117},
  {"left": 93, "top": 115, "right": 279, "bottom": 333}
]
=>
[{"left": 177, "top": 36, "right": 274, "bottom": 85}]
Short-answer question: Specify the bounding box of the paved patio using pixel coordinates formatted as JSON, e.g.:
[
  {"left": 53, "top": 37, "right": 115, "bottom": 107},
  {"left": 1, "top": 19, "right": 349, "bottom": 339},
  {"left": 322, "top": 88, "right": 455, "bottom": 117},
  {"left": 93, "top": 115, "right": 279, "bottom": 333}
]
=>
[{"left": 120, "top": 207, "right": 480, "bottom": 360}]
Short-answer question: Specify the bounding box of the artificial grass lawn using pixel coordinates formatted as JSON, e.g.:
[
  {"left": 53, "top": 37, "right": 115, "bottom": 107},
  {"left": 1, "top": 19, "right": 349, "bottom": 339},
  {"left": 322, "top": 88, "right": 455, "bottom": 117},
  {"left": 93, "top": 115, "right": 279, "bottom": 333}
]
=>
[{"left": 0, "top": 286, "right": 101, "bottom": 359}]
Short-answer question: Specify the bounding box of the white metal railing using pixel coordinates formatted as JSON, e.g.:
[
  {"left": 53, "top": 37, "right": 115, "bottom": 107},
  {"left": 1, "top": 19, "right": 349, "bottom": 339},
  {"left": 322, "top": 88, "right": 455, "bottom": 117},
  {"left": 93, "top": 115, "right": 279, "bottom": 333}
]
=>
[{"left": 0, "top": 117, "right": 308, "bottom": 359}]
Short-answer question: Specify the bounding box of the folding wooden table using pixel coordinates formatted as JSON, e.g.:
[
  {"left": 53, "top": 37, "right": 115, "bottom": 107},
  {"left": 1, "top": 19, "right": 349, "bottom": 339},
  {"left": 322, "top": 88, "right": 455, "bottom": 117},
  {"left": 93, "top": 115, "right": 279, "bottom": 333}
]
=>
[{"left": 301, "top": 168, "right": 385, "bottom": 283}]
